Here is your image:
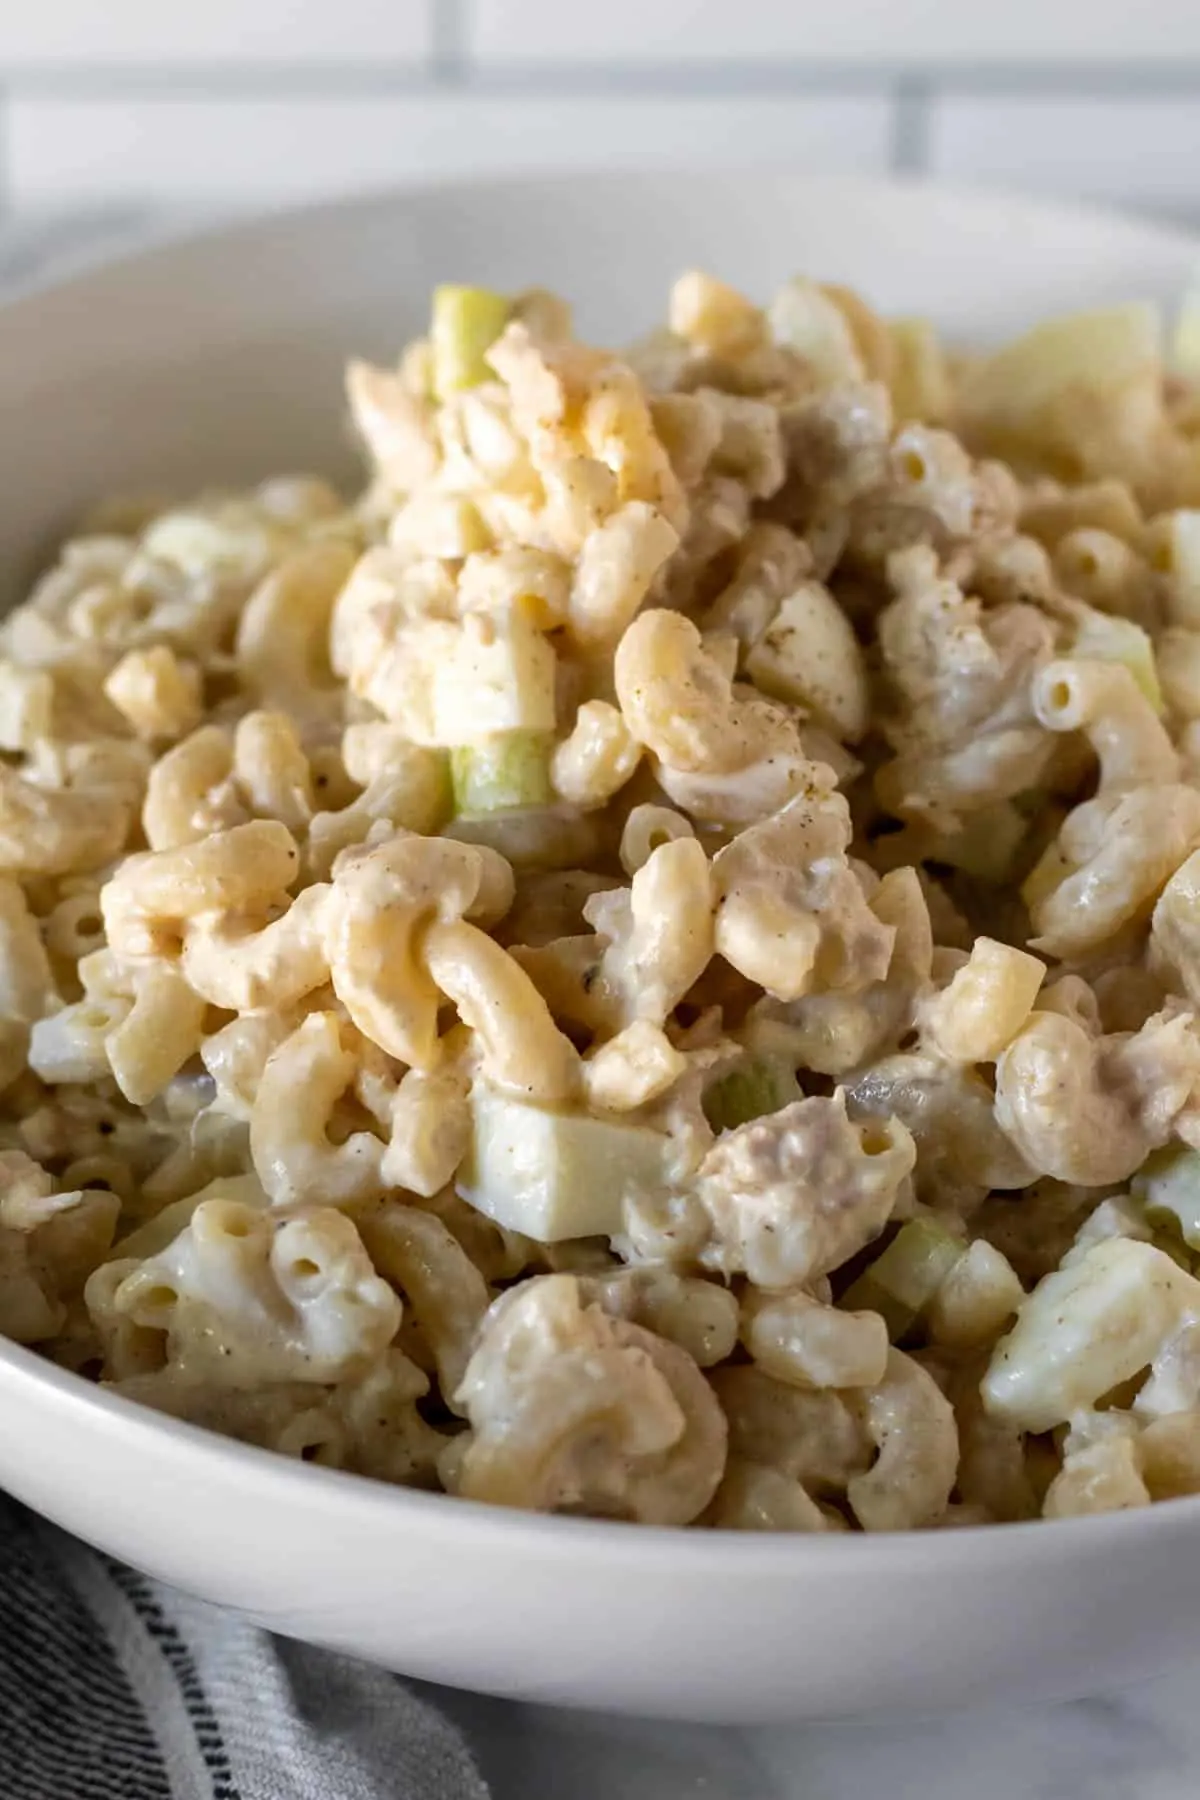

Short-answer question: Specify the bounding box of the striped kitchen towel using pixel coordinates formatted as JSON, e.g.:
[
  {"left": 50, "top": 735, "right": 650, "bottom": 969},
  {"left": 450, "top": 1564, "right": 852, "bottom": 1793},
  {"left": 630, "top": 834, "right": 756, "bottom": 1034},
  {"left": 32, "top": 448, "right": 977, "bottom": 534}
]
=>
[{"left": 0, "top": 1496, "right": 491, "bottom": 1800}]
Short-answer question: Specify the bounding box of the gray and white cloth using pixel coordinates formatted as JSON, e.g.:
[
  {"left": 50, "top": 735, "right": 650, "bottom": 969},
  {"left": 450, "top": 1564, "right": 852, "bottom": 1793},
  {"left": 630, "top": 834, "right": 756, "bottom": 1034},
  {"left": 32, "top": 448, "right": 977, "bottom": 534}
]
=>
[{"left": 0, "top": 1497, "right": 491, "bottom": 1800}]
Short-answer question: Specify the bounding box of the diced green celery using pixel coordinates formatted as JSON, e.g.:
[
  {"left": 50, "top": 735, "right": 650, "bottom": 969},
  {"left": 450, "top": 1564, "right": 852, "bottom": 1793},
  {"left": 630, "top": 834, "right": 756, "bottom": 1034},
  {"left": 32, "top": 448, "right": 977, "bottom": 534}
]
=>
[
  {"left": 458, "top": 1082, "right": 670, "bottom": 1240},
  {"left": 450, "top": 731, "right": 553, "bottom": 815},
  {"left": 431, "top": 285, "right": 511, "bottom": 399},
  {"left": 1070, "top": 610, "right": 1163, "bottom": 713},
  {"left": 837, "top": 1271, "right": 910, "bottom": 1341},
  {"left": 1134, "top": 1146, "right": 1200, "bottom": 1251},
  {"left": 423, "top": 750, "right": 455, "bottom": 831},
  {"left": 870, "top": 1218, "right": 968, "bottom": 1310},
  {"left": 842, "top": 1217, "right": 966, "bottom": 1340},
  {"left": 702, "top": 1059, "right": 801, "bottom": 1134}
]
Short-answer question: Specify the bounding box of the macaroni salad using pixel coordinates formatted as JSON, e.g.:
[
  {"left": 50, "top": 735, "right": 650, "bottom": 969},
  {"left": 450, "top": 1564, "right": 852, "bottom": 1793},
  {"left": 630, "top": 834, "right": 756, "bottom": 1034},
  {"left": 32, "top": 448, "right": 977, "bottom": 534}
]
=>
[{"left": 10, "top": 271, "right": 1200, "bottom": 1531}]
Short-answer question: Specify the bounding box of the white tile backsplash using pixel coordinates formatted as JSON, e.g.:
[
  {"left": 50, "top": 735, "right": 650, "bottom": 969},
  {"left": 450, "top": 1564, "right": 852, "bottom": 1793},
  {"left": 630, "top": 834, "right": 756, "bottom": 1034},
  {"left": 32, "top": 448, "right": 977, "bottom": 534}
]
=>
[
  {"left": 2, "top": 0, "right": 1200, "bottom": 221},
  {"left": 930, "top": 96, "right": 1200, "bottom": 208},
  {"left": 469, "top": 0, "right": 1200, "bottom": 65},
  {"left": 0, "top": 0, "right": 428, "bottom": 67},
  {"left": 8, "top": 93, "right": 893, "bottom": 209}
]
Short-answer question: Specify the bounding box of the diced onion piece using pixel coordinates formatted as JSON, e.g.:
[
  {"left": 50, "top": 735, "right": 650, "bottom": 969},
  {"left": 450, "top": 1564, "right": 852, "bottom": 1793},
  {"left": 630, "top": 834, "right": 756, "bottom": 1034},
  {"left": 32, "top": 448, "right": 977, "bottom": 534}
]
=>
[
  {"left": 431, "top": 608, "right": 557, "bottom": 744},
  {"left": 388, "top": 493, "right": 492, "bottom": 560},
  {"left": 1134, "top": 1146, "right": 1200, "bottom": 1250},
  {"left": 0, "top": 661, "right": 53, "bottom": 752},
  {"left": 767, "top": 278, "right": 864, "bottom": 386},
  {"left": 1070, "top": 609, "right": 1162, "bottom": 713},
  {"left": 457, "top": 1082, "right": 670, "bottom": 1241},
  {"left": 927, "top": 1240, "right": 1024, "bottom": 1348},
  {"left": 956, "top": 302, "right": 1163, "bottom": 473},
  {"left": 745, "top": 582, "right": 868, "bottom": 742},
  {"left": 983, "top": 1238, "right": 1200, "bottom": 1433}
]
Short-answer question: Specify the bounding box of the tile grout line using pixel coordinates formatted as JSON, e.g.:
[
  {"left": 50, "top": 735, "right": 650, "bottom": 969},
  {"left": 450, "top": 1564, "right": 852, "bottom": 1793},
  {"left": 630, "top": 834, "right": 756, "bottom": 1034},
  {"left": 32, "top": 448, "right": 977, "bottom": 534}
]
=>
[
  {"left": 0, "top": 86, "right": 11, "bottom": 223},
  {"left": 890, "top": 77, "right": 930, "bottom": 174},
  {"left": 430, "top": 0, "right": 468, "bottom": 85},
  {"left": 447, "top": 57, "right": 1200, "bottom": 97},
  {"left": 6, "top": 58, "right": 1200, "bottom": 100},
  {"left": 0, "top": 65, "right": 436, "bottom": 100},
  {"left": 436, "top": 55, "right": 1200, "bottom": 97}
]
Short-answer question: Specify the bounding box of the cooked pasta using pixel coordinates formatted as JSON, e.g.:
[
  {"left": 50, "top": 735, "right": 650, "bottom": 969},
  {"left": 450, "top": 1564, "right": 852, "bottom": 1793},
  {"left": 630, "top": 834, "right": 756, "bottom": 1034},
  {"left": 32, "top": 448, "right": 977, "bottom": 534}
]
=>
[{"left": 7, "top": 270, "right": 1200, "bottom": 1531}]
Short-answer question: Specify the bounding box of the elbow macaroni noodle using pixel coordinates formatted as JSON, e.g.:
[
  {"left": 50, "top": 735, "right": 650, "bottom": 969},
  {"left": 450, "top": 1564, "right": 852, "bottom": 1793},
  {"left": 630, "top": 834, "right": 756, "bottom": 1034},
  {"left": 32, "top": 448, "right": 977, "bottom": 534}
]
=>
[{"left": 11, "top": 268, "right": 1200, "bottom": 1531}]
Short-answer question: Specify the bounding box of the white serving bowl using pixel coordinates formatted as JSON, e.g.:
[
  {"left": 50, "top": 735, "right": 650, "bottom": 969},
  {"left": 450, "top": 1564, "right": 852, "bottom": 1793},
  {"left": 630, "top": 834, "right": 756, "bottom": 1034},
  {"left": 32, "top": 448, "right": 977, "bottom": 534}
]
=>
[{"left": 3, "top": 173, "right": 1200, "bottom": 1723}]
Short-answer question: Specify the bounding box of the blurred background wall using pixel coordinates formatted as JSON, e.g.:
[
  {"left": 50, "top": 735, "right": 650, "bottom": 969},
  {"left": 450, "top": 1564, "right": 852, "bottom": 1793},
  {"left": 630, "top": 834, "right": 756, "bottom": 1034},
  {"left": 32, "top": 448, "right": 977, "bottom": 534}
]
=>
[{"left": 2, "top": 0, "right": 1200, "bottom": 224}]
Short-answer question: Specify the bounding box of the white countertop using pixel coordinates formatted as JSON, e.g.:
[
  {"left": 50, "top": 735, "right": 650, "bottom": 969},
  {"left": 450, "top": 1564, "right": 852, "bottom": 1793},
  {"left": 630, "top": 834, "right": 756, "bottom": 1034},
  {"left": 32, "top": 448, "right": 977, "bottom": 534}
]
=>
[
  {"left": 10, "top": 205, "right": 1200, "bottom": 1800},
  {"left": 436, "top": 1661, "right": 1200, "bottom": 1798}
]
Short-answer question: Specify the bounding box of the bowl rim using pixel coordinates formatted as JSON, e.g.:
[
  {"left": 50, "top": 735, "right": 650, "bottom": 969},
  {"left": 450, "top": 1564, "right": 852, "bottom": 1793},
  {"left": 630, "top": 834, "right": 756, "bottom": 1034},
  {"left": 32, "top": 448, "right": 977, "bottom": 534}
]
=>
[
  {"left": 6, "top": 1326, "right": 1197, "bottom": 1568},
  {"left": 5, "top": 168, "right": 1200, "bottom": 1569},
  {"left": 5, "top": 166, "right": 1200, "bottom": 311}
]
